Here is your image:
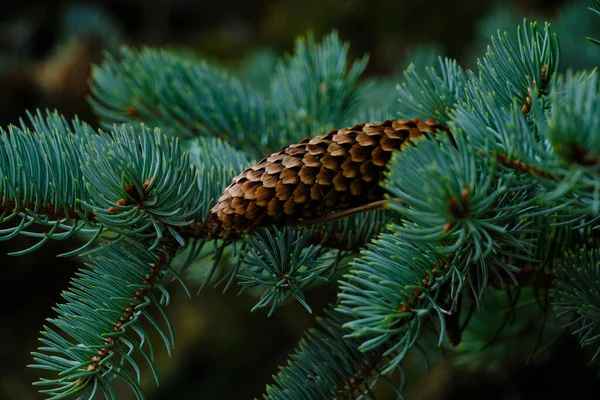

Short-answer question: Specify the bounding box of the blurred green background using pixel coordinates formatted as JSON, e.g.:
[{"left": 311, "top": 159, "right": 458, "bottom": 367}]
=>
[{"left": 1, "top": 0, "right": 600, "bottom": 399}]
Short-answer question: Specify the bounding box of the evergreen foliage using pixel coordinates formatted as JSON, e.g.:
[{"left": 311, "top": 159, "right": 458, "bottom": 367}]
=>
[
  {"left": 1, "top": 2, "right": 600, "bottom": 399},
  {"left": 30, "top": 239, "right": 178, "bottom": 399},
  {"left": 264, "top": 310, "right": 384, "bottom": 400},
  {"left": 554, "top": 248, "right": 600, "bottom": 365},
  {"left": 238, "top": 227, "right": 328, "bottom": 316},
  {"left": 90, "top": 31, "right": 368, "bottom": 156}
]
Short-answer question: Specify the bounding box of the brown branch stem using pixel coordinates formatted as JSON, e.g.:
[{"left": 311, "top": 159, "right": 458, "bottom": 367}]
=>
[
  {"left": 0, "top": 196, "right": 95, "bottom": 223},
  {"left": 479, "top": 150, "right": 557, "bottom": 181},
  {"left": 82, "top": 243, "right": 180, "bottom": 379},
  {"left": 299, "top": 200, "right": 392, "bottom": 226}
]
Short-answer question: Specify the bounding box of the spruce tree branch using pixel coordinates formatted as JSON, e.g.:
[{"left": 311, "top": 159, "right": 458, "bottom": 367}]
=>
[
  {"left": 332, "top": 262, "right": 554, "bottom": 400},
  {"left": 336, "top": 263, "right": 443, "bottom": 399},
  {"left": 474, "top": 21, "right": 559, "bottom": 112},
  {"left": 482, "top": 150, "right": 558, "bottom": 181},
  {"left": 0, "top": 196, "right": 94, "bottom": 222},
  {"left": 30, "top": 238, "right": 184, "bottom": 399},
  {"left": 89, "top": 48, "right": 272, "bottom": 153},
  {"left": 121, "top": 96, "right": 225, "bottom": 141},
  {"left": 0, "top": 109, "right": 209, "bottom": 254},
  {"left": 270, "top": 31, "right": 369, "bottom": 141},
  {"left": 553, "top": 247, "right": 600, "bottom": 364},
  {"left": 18, "top": 16, "right": 577, "bottom": 399},
  {"left": 264, "top": 309, "right": 386, "bottom": 400},
  {"left": 178, "top": 214, "right": 377, "bottom": 252},
  {"left": 0, "top": 111, "right": 102, "bottom": 253},
  {"left": 81, "top": 243, "right": 179, "bottom": 377}
]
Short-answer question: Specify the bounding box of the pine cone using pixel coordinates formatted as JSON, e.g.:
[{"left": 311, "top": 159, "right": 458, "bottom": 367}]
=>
[{"left": 210, "top": 118, "right": 451, "bottom": 233}]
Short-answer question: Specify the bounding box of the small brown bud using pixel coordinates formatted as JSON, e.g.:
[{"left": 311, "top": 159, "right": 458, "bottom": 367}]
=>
[
  {"left": 143, "top": 177, "right": 153, "bottom": 191},
  {"left": 443, "top": 222, "right": 454, "bottom": 233}
]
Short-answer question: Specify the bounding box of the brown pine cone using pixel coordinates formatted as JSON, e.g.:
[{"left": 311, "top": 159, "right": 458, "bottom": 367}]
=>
[{"left": 210, "top": 118, "right": 451, "bottom": 233}]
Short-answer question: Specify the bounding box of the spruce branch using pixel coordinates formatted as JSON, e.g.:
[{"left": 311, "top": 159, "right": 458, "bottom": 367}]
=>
[
  {"left": 538, "top": 70, "right": 600, "bottom": 215},
  {"left": 90, "top": 47, "right": 271, "bottom": 152},
  {"left": 451, "top": 22, "right": 559, "bottom": 172},
  {"left": 546, "top": 71, "right": 600, "bottom": 167},
  {"left": 384, "top": 134, "right": 530, "bottom": 266},
  {"left": 79, "top": 124, "right": 206, "bottom": 249},
  {"left": 89, "top": 31, "right": 368, "bottom": 155},
  {"left": 264, "top": 310, "right": 386, "bottom": 400},
  {"left": 474, "top": 20, "right": 559, "bottom": 113},
  {"left": 270, "top": 31, "right": 369, "bottom": 137},
  {"left": 454, "top": 86, "right": 547, "bottom": 166},
  {"left": 0, "top": 109, "right": 217, "bottom": 255},
  {"left": 238, "top": 227, "right": 328, "bottom": 316},
  {"left": 396, "top": 57, "right": 468, "bottom": 124},
  {"left": 7, "top": 7, "right": 599, "bottom": 399},
  {"left": 338, "top": 229, "right": 451, "bottom": 374},
  {"left": 316, "top": 21, "right": 565, "bottom": 393},
  {"left": 452, "top": 87, "right": 560, "bottom": 190},
  {"left": 553, "top": 247, "right": 600, "bottom": 365},
  {"left": 30, "top": 238, "right": 181, "bottom": 399},
  {"left": 0, "top": 111, "right": 101, "bottom": 255},
  {"left": 265, "top": 229, "right": 469, "bottom": 400}
]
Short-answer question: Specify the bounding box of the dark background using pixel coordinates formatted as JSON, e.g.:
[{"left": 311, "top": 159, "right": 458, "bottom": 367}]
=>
[{"left": 1, "top": 1, "right": 600, "bottom": 399}]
